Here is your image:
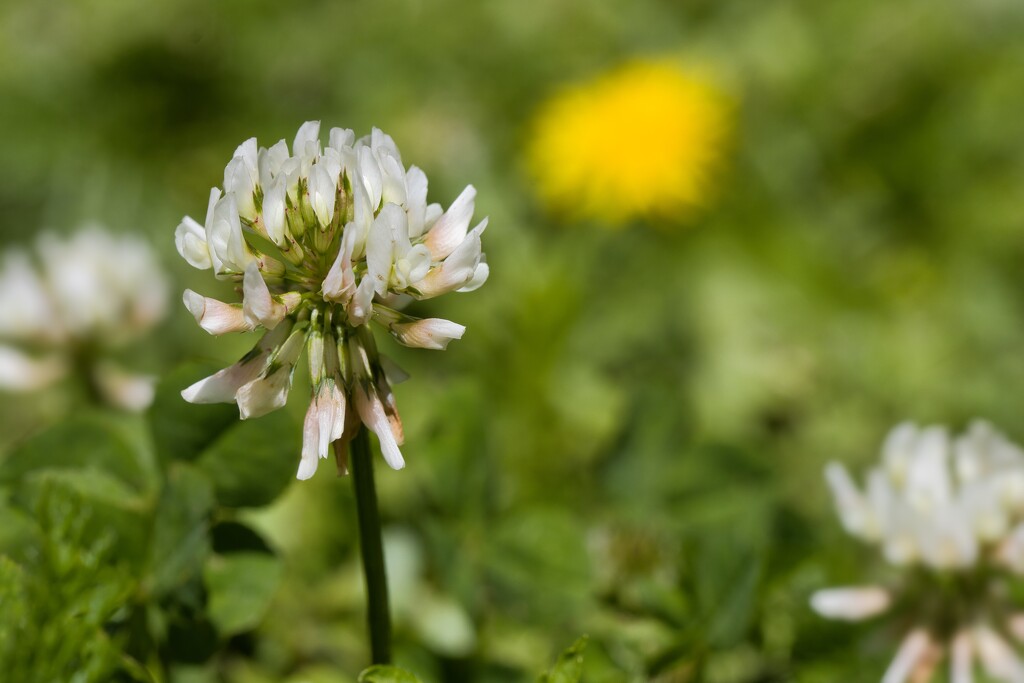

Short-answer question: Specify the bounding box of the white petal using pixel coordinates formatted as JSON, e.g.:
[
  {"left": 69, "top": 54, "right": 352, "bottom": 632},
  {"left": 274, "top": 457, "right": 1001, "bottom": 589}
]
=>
[
  {"left": 263, "top": 177, "right": 288, "bottom": 246},
  {"left": 379, "top": 151, "right": 407, "bottom": 207},
  {"left": 809, "top": 586, "right": 891, "bottom": 621},
  {"left": 388, "top": 317, "right": 465, "bottom": 350},
  {"left": 293, "top": 120, "right": 321, "bottom": 158},
  {"left": 358, "top": 145, "right": 383, "bottom": 210},
  {"left": 347, "top": 276, "right": 376, "bottom": 326},
  {"left": 906, "top": 425, "right": 952, "bottom": 511},
  {"left": 296, "top": 453, "right": 319, "bottom": 480},
  {"left": 882, "top": 629, "right": 932, "bottom": 683},
  {"left": 258, "top": 139, "right": 290, "bottom": 185},
  {"left": 366, "top": 205, "right": 402, "bottom": 296},
  {"left": 235, "top": 328, "right": 305, "bottom": 419},
  {"left": 181, "top": 324, "right": 290, "bottom": 403},
  {"left": 183, "top": 289, "right": 251, "bottom": 335},
  {"left": 93, "top": 362, "right": 156, "bottom": 412},
  {"left": 405, "top": 166, "right": 429, "bottom": 238},
  {"left": 242, "top": 263, "right": 285, "bottom": 329},
  {"left": 825, "top": 462, "right": 873, "bottom": 538},
  {"left": 310, "top": 163, "right": 338, "bottom": 227},
  {"left": 0, "top": 345, "right": 66, "bottom": 391},
  {"left": 323, "top": 227, "right": 357, "bottom": 303},
  {"left": 883, "top": 421, "right": 919, "bottom": 485},
  {"left": 329, "top": 127, "right": 355, "bottom": 152},
  {"left": 370, "top": 127, "right": 401, "bottom": 162},
  {"left": 175, "top": 216, "right": 212, "bottom": 270},
  {"left": 208, "top": 191, "right": 255, "bottom": 276},
  {"left": 223, "top": 149, "right": 258, "bottom": 221},
  {"left": 456, "top": 261, "right": 489, "bottom": 292},
  {"left": 422, "top": 185, "right": 476, "bottom": 260},
  {"left": 355, "top": 384, "right": 405, "bottom": 470},
  {"left": 0, "top": 251, "right": 57, "bottom": 341},
  {"left": 950, "top": 630, "right": 974, "bottom": 683},
  {"left": 182, "top": 360, "right": 265, "bottom": 404}
]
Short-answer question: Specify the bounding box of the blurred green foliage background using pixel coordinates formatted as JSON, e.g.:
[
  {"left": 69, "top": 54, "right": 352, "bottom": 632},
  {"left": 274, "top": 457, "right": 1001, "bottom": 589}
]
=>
[{"left": 2, "top": 0, "right": 1024, "bottom": 681}]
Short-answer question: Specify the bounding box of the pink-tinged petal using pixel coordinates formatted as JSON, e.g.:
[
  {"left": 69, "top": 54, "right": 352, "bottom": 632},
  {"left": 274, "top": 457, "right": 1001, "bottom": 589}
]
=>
[
  {"left": 0, "top": 345, "right": 66, "bottom": 391},
  {"left": 299, "top": 398, "right": 323, "bottom": 480},
  {"left": 299, "top": 381, "right": 347, "bottom": 477},
  {"left": 355, "top": 383, "right": 405, "bottom": 470},
  {"left": 413, "top": 222, "right": 484, "bottom": 299},
  {"left": 1007, "top": 613, "right": 1024, "bottom": 643},
  {"left": 882, "top": 629, "right": 932, "bottom": 683},
  {"left": 810, "top": 586, "right": 891, "bottom": 621},
  {"left": 183, "top": 289, "right": 251, "bottom": 335},
  {"left": 421, "top": 185, "right": 476, "bottom": 260},
  {"left": 975, "top": 624, "right": 1024, "bottom": 680},
  {"left": 387, "top": 317, "right": 465, "bottom": 351}
]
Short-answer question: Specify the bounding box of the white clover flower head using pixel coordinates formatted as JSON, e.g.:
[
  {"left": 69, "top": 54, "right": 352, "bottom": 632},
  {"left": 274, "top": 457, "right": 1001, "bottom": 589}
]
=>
[
  {"left": 0, "top": 226, "right": 168, "bottom": 410},
  {"left": 176, "top": 121, "right": 489, "bottom": 480},
  {"left": 812, "top": 420, "right": 1024, "bottom": 682}
]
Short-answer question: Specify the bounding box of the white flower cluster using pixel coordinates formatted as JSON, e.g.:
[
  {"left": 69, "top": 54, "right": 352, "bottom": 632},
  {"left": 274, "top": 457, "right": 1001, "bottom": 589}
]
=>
[
  {"left": 175, "top": 121, "right": 488, "bottom": 480},
  {"left": 813, "top": 421, "right": 1024, "bottom": 683},
  {"left": 0, "top": 227, "right": 168, "bottom": 410}
]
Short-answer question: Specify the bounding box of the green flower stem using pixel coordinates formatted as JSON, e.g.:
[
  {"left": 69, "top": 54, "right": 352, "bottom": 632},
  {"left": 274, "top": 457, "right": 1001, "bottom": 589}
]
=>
[{"left": 347, "top": 427, "right": 392, "bottom": 664}]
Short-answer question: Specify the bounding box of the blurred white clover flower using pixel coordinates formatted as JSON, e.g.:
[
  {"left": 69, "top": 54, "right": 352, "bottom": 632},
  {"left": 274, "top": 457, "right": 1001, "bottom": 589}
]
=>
[
  {"left": 812, "top": 420, "right": 1024, "bottom": 683},
  {"left": 175, "top": 121, "right": 488, "bottom": 480},
  {"left": 0, "top": 226, "right": 168, "bottom": 411}
]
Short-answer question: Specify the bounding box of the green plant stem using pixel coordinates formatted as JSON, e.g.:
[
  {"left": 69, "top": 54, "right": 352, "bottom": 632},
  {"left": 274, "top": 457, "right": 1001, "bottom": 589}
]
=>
[{"left": 346, "top": 427, "right": 392, "bottom": 664}]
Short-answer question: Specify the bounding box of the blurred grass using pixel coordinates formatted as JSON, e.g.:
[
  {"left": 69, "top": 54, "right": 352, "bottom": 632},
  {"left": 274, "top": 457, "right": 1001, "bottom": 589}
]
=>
[{"left": 2, "top": 0, "right": 1024, "bottom": 680}]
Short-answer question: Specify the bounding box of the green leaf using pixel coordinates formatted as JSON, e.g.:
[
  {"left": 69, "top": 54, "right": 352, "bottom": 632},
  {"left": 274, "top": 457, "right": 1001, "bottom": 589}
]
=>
[
  {"left": 357, "top": 665, "right": 424, "bottom": 683},
  {"left": 148, "top": 361, "right": 239, "bottom": 465},
  {"left": 0, "top": 416, "right": 161, "bottom": 569},
  {"left": 145, "top": 463, "right": 215, "bottom": 598},
  {"left": 537, "top": 637, "right": 588, "bottom": 683},
  {"left": 0, "top": 411, "right": 159, "bottom": 498},
  {"left": 194, "top": 408, "right": 301, "bottom": 508},
  {"left": 692, "top": 524, "right": 765, "bottom": 649},
  {"left": 203, "top": 552, "right": 282, "bottom": 636}
]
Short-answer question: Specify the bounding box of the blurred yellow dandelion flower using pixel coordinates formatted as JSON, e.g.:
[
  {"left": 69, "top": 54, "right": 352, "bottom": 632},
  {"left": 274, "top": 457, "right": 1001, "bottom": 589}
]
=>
[{"left": 528, "top": 59, "right": 730, "bottom": 225}]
